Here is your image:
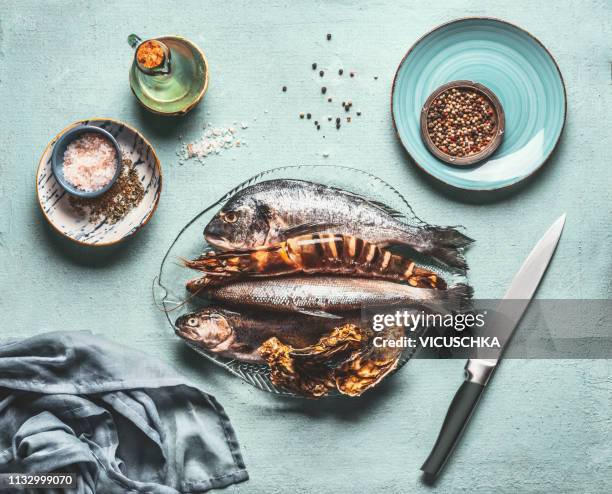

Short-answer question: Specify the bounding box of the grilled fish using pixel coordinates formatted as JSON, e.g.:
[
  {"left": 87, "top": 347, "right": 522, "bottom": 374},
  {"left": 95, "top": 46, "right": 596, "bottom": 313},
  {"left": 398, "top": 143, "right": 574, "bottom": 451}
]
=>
[
  {"left": 175, "top": 307, "right": 358, "bottom": 363},
  {"left": 196, "top": 275, "right": 472, "bottom": 314},
  {"left": 204, "top": 179, "right": 472, "bottom": 269}
]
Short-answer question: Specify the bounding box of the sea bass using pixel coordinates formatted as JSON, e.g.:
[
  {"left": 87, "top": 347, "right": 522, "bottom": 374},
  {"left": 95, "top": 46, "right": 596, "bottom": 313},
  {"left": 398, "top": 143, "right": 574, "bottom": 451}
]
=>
[
  {"left": 175, "top": 307, "right": 357, "bottom": 363},
  {"left": 196, "top": 275, "right": 472, "bottom": 314},
  {"left": 204, "top": 179, "right": 472, "bottom": 269}
]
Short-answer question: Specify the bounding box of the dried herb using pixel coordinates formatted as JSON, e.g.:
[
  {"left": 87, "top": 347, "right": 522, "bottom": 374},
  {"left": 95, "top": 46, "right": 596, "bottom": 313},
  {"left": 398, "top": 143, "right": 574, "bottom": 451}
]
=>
[{"left": 69, "top": 157, "right": 145, "bottom": 224}]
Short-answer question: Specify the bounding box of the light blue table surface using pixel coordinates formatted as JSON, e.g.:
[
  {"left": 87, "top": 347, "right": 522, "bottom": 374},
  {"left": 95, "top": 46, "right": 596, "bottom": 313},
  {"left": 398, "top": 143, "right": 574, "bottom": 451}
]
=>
[{"left": 1, "top": 1, "right": 610, "bottom": 492}]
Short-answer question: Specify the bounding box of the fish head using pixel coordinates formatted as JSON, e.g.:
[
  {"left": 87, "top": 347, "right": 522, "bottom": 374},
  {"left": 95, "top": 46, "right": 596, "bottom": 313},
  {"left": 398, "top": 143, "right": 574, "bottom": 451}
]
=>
[
  {"left": 175, "top": 309, "right": 235, "bottom": 352},
  {"left": 205, "top": 196, "right": 272, "bottom": 249}
]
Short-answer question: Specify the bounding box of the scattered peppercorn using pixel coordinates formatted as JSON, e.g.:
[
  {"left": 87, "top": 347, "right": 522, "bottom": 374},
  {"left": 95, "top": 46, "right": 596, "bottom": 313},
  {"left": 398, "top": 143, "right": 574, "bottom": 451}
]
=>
[
  {"left": 328, "top": 116, "right": 332, "bottom": 121},
  {"left": 338, "top": 68, "right": 343, "bottom": 75},
  {"left": 319, "top": 70, "right": 324, "bottom": 77},
  {"left": 317, "top": 125, "right": 321, "bottom": 130},
  {"left": 314, "top": 120, "right": 319, "bottom": 125},
  {"left": 300, "top": 113, "right": 304, "bottom": 119},
  {"left": 336, "top": 117, "right": 341, "bottom": 124},
  {"left": 347, "top": 117, "right": 351, "bottom": 122},
  {"left": 356, "top": 111, "right": 361, "bottom": 116},
  {"left": 282, "top": 86, "right": 287, "bottom": 92},
  {"left": 327, "top": 97, "right": 332, "bottom": 102},
  {"left": 321, "top": 87, "right": 327, "bottom": 94},
  {"left": 312, "top": 63, "right": 317, "bottom": 70},
  {"left": 426, "top": 87, "right": 497, "bottom": 158},
  {"left": 350, "top": 72, "right": 355, "bottom": 77},
  {"left": 326, "top": 33, "right": 332, "bottom": 40},
  {"left": 374, "top": 76, "right": 378, "bottom": 80},
  {"left": 307, "top": 113, "right": 312, "bottom": 119}
]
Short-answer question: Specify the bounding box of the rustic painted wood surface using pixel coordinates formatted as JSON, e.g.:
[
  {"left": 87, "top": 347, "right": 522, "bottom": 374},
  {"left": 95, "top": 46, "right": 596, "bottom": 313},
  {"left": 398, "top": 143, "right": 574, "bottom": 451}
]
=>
[{"left": 0, "top": 1, "right": 610, "bottom": 492}]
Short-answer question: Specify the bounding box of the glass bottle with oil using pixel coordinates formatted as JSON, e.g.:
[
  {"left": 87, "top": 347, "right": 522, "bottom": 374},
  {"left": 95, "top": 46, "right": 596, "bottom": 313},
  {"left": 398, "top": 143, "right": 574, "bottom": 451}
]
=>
[{"left": 128, "top": 34, "right": 209, "bottom": 116}]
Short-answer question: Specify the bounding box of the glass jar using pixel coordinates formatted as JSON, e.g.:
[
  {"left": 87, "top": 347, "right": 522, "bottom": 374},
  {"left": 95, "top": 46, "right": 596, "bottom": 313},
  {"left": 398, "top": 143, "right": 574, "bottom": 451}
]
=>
[{"left": 128, "top": 34, "right": 209, "bottom": 116}]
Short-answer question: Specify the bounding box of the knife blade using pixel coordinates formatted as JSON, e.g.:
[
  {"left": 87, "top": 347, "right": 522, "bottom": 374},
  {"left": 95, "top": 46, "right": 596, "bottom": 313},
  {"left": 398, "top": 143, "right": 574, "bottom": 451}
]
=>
[{"left": 421, "top": 213, "right": 566, "bottom": 479}]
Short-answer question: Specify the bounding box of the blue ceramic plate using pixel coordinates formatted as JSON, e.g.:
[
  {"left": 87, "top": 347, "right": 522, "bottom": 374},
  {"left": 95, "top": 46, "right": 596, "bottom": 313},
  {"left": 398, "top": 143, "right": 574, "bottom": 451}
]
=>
[{"left": 392, "top": 18, "right": 566, "bottom": 191}]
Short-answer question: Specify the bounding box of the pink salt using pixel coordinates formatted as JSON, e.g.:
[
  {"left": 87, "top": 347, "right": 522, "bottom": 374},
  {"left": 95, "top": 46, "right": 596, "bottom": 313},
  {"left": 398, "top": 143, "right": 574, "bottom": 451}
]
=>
[{"left": 62, "top": 133, "right": 117, "bottom": 192}]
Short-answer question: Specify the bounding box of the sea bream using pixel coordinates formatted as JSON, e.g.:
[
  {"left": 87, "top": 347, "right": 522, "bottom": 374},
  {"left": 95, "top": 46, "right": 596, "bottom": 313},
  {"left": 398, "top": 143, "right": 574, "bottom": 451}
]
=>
[
  {"left": 175, "top": 307, "right": 357, "bottom": 363},
  {"left": 204, "top": 179, "right": 472, "bottom": 269},
  {"left": 195, "top": 275, "right": 472, "bottom": 314}
]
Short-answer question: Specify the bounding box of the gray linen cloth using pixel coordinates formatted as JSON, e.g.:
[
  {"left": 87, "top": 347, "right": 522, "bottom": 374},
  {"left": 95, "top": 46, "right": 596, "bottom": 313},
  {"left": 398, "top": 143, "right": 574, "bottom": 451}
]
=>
[{"left": 0, "top": 331, "right": 248, "bottom": 493}]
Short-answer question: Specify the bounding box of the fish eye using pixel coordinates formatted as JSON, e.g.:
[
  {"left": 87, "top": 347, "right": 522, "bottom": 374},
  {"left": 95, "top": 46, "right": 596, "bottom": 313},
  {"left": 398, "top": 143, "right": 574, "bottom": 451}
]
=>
[
  {"left": 187, "top": 318, "right": 198, "bottom": 327},
  {"left": 222, "top": 211, "right": 239, "bottom": 224}
]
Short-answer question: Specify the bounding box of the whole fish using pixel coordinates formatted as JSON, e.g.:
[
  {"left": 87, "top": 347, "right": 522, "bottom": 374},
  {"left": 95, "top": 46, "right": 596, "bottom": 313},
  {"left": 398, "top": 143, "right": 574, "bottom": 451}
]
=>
[
  {"left": 175, "top": 307, "right": 358, "bottom": 363},
  {"left": 204, "top": 179, "right": 472, "bottom": 269},
  {"left": 197, "top": 275, "right": 472, "bottom": 314}
]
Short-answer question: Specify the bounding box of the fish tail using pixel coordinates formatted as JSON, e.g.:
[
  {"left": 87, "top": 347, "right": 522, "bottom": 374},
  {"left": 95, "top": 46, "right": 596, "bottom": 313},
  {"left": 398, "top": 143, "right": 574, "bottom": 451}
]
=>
[
  {"left": 399, "top": 226, "right": 473, "bottom": 270},
  {"left": 445, "top": 283, "right": 474, "bottom": 311}
]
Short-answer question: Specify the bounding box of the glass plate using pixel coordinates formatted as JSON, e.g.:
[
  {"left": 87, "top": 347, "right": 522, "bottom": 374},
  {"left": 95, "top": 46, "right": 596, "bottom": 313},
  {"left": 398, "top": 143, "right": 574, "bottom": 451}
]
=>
[{"left": 153, "top": 165, "right": 464, "bottom": 397}]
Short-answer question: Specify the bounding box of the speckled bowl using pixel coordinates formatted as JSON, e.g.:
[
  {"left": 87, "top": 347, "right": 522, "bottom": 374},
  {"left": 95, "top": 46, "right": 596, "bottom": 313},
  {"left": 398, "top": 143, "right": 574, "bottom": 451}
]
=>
[
  {"left": 37, "top": 119, "right": 162, "bottom": 246},
  {"left": 51, "top": 125, "right": 123, "bottom": 198}
]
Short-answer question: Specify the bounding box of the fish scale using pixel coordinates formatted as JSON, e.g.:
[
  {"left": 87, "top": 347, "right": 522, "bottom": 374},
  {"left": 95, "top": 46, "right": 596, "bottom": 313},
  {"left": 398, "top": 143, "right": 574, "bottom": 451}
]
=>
[
  {"left": 204, "top": 179, "right": 473, "bottom": 270},
  {"left": 206, "top": 275, "right": 472, "bottom": 314}
]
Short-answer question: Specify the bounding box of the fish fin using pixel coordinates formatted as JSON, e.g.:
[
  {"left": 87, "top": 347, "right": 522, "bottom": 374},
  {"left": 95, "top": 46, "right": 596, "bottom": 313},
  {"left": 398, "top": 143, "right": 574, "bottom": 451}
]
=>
[
  {"left": 280, "top": 222, "right": 342, "bottom": 239},
  {"left": 232, "top": 343, "right": 257, "bottom": 353},
  {"left": 295, "top": 308, "right": 344, "bottom": 319},
  {"left": 396, "top": 226, "right": 474, "bottom": 270},
  {"left": 328, "top": 185, "right": 412, "bottom": 220},
  {"left": 365, "top": 199, "right": 409, "bottom": 220}
]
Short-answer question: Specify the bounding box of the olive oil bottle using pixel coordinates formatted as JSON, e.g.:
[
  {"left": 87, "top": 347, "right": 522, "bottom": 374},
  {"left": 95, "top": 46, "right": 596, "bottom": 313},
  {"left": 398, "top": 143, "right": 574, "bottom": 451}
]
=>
[{"left": 128, "top": 34, "right": 209, "bottom": 116}]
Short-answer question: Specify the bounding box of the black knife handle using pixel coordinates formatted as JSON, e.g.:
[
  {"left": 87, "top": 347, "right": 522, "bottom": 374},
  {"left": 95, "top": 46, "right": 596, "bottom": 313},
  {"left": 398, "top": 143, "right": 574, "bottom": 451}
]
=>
[{"left": 421, "top": 380, "right": 485, "bottom": 478}]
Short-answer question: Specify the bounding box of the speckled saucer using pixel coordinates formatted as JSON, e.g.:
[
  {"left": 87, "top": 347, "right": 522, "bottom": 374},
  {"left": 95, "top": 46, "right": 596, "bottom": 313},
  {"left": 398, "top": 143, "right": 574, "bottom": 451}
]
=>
[{"left": 37, "top": 119, "right": 162, "bottom": 246}]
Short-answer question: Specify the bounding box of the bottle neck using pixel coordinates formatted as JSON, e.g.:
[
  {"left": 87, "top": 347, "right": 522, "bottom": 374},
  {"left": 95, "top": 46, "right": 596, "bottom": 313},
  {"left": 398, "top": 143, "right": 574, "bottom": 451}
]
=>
[{"left": 130, "top": 36, "right": 172, "bottom": 76}]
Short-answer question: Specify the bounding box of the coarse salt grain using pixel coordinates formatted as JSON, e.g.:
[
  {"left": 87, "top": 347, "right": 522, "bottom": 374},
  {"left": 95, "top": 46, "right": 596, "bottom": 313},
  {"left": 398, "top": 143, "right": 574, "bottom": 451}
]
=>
[
  {"left": 63, "top": 133, "right": 117, "bottom": 192},
  {"left": 179, "top": 124, "right": 246, "bottom": 164}
]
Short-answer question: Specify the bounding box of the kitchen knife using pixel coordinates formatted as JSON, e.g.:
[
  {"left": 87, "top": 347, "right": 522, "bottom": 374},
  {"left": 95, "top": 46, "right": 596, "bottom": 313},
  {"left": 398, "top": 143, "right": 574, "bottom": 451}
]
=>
[{"left": 421, "top": 213, "right": 566, "bottom": 479}]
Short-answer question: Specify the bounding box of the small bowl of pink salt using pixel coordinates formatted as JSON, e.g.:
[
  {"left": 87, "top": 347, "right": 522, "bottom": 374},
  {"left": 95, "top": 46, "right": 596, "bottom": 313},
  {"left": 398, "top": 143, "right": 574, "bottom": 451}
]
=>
[{"left": 51, "top": 126, "right": 122, "bottom": 198}]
